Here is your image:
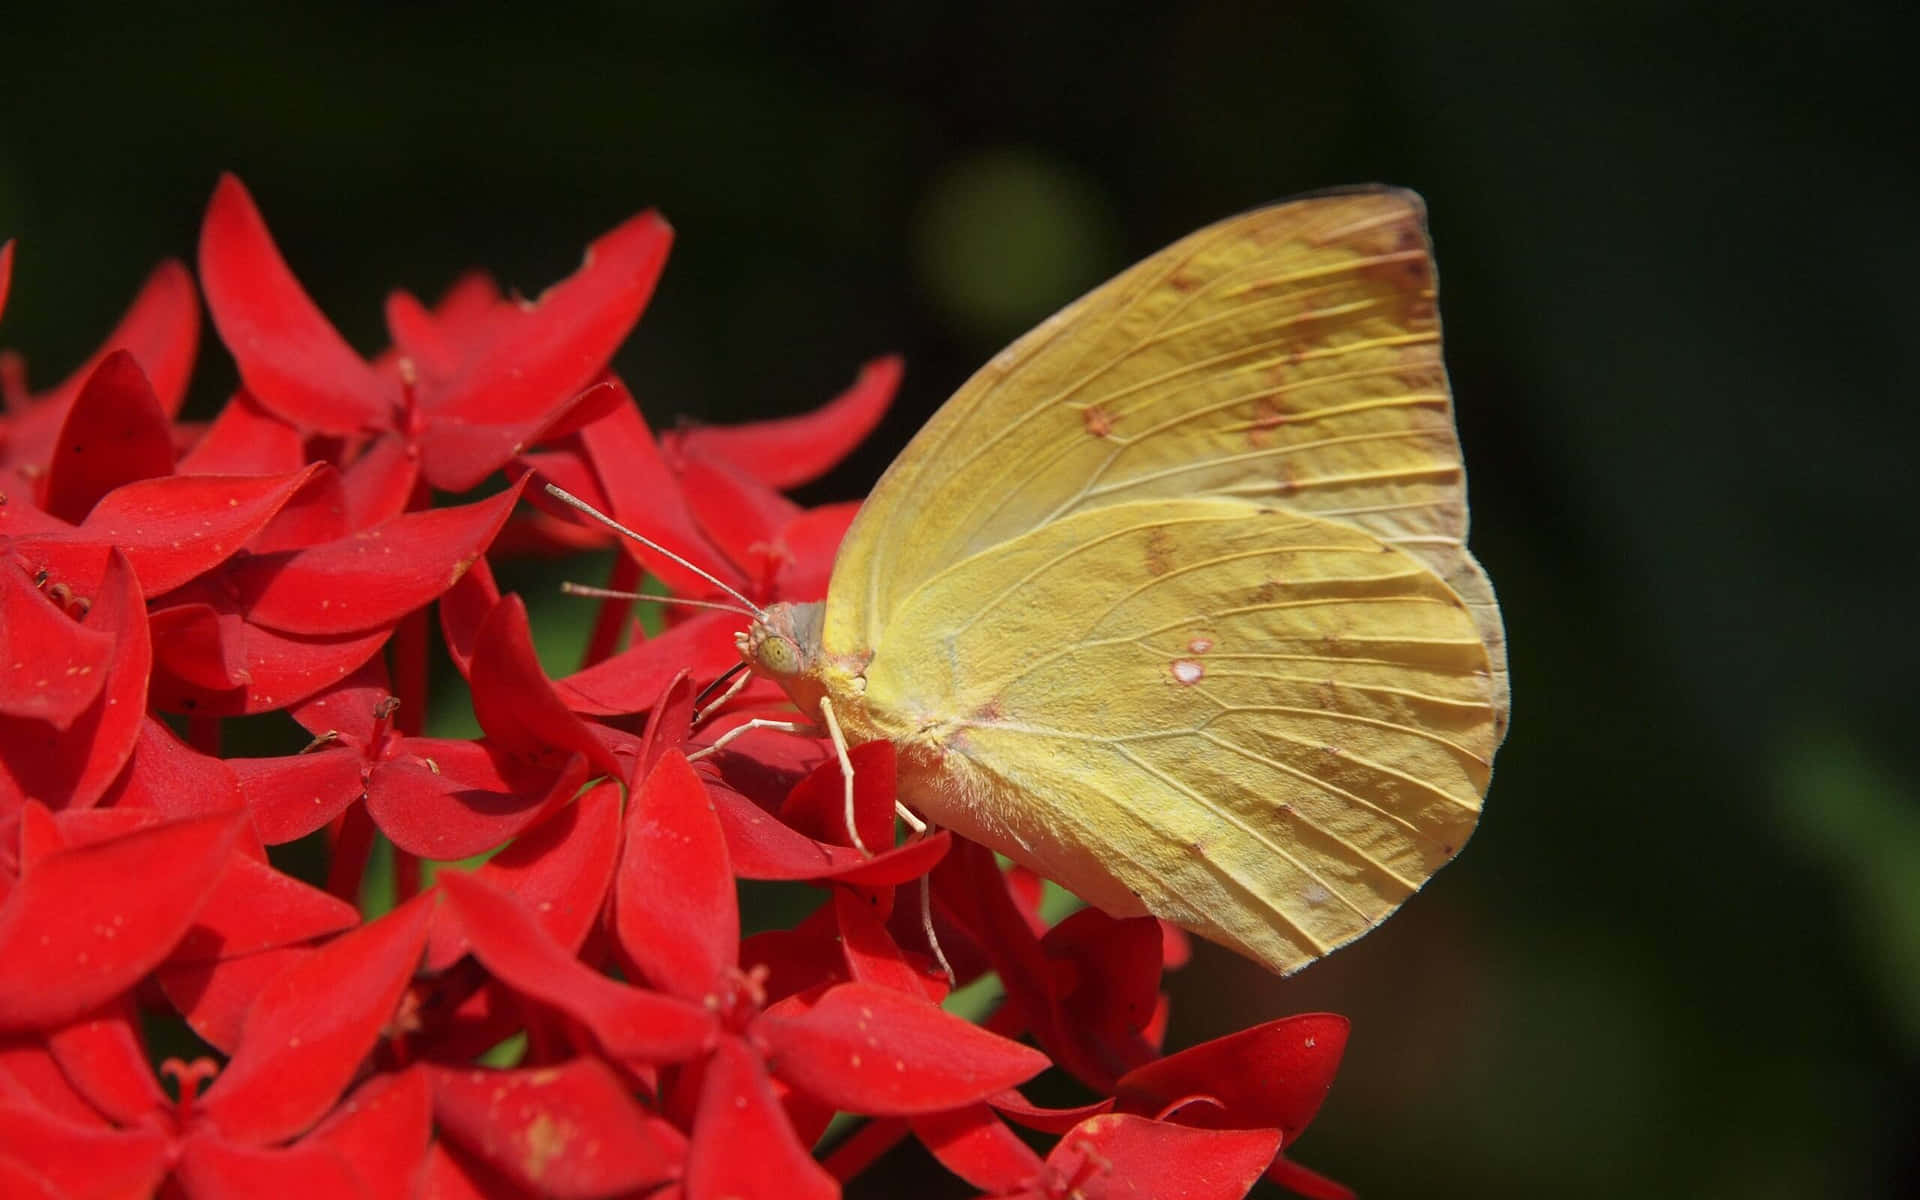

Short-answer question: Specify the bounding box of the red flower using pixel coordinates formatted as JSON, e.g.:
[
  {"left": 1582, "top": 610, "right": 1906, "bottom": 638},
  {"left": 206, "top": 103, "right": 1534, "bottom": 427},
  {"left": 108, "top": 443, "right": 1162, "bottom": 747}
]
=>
[
  {"left": 0, "top": 255, "right": 199, "bottom": 507},
  {"left": 198, "top": 174, "right": 667, "bottom": 492},
  {"left": 145, "top": 474, "right": 524, "bottom": 718},
  {"left": 440, "top": 751, "right": 1047, "bottom": 1193},
  {"left": 0, "top": 891, "right": 434, "bottom": 1198},
  {"left": 915, "top": 1106, "right": 1282, "bottom": 1200}
]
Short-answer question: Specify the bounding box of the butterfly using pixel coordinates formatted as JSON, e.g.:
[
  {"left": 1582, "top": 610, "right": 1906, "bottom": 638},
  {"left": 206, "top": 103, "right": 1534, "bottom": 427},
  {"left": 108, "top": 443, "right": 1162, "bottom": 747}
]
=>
[{"left": 715, "top": 188, "right": 1507, "bottom": 976}]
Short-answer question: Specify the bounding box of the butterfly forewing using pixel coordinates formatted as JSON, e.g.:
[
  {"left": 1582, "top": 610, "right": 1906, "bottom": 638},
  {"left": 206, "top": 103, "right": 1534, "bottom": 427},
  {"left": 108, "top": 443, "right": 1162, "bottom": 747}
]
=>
[{"left": 823, "top": 188, "right": 1506, "bottom": 729}]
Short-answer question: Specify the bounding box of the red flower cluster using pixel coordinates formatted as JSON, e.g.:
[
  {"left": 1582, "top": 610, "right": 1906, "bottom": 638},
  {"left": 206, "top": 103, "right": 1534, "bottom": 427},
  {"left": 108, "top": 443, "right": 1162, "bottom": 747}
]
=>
[{"left": 0, "top": 179, "right": 1355, "bottom": 1198}]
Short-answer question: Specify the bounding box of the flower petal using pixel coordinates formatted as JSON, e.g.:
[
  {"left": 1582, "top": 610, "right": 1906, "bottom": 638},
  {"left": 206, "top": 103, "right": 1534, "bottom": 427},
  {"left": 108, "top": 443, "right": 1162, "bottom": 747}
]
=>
[
  {"left": 933, "top": 841, "right": 1108, "bottom": 1089},
  {"left": 0, "top": 809, "right": 243, "bottom": 1031},
  {"left": 149, "top": 618, "right": 392, "bottom": 718},
  {"left": 232, "top": 748, "right": 368, "bottom": 844},
  {"left": 756, "top": 980, "right": 1047, "bottom": 1116},
  {"left": 909, "top": 1104, "right": 1043, "bottom": 1194},
  {"left": 44, "top": 1000, "right": 168, "bottom": 1126},
  {"left": 684, "top": 1037, "right": 836, "bottom": 1200},
  {"left": 415, "top": 1139, "right": 523, "bottom": 1199},
  {"left": 198, "top": 174, "right": 388, "bottom": 432},
  {"left": 437, "top": 213, "right": 672, "bottom": 428},
  {"left": 287, "top": 656, "right": 389, "bottom": 742},
  {"left": 417, "top": 380, "right": 623, "bottom": 493},
  {"left": 173, "top": 1130, "right": 365, "bottom": 1200},
  {"left": 986, "top": 1089, "right": 1114, "bottom": 1135},
  {"left": 423, "top": 780, "right": 622, "bottom": 971},
  {"left": 632, "top": 670, "right": 694, "bottom": 777},
  {"left": 156, "top": 945, "right": 308, "bottom": 1055},
  {"left": 22, "top": 466, "right": 320, "bottom": 598},
  {"left": 198, "top": 894, "right": 433, "bottom": 1145},
  {"left": 736, "top": 929, "right": 848, "bottom": 1008},
  {"left": 98, "top": 717, "right": 245, "bottom": 820},
  {"left": 40, "top": 351, "right": 175, "bottom": 524},
  {"left": 615, "top": 752, "right": 737, "bottom": 1002},
  {"left": 469, "top": 595, "right": 624, "bottom": 778},
  {"left": 0, "top": 1036, "right": 105, "bottom": 1125},
  {"left": 434, "top": 552, "right": 500, "bottom": 680},
  {"left": 679, "top": 454, "right": 799, "bottom": 590},
  {"left": 306, "top": 1068, "right": 434, "bottom": 1200},
  {"left": 833, "top": 886, "right": 944, "bottom": 1002},
  {"left": 0, "top": 1103, "right": 169, "bottom": 1199},
  {"left": 1113, "top": 1013, "right": 1349, "bottom": 1140},
  {"left": 12, "top": 552, "right": 153, "bottom": 811},
  {"left": 0, "top": 566, "right": 112, "bottom": 727},
  {"left": 0, "top": 1153, "right": 62, "bottom": 1199},
  {"left": 668, "top": 356, "right": 900, "bottom": 490},
  {"left": 169, "top": 853, "right": 360, "bottom": 962},
  {"left": 1040, "top": 907, "right": 1163, "bottom": 1071},
  {"left": 1043, "top": 1113, "right": 1281, "bottom": 1200},
  {"left": 382, "top": 289, "right": 457, "bottom": 379},
  {"left": 243, "top": 464, "right": 353, "bottom": 554},
  {"left": 438, "top": 870, "right": 714, "bottom": 1065},
  {"left": 709, "top": 781, "right": 949, "bottom": 885},
  {"left": 780, "top": 740, "right": 896, "bottom": 853},
  {"left": 556, "top": 609, "right": 743, "bottom": 718},
  {"left": 430, "top": 1057, "right": 686, "bottom": 1198},
  {"left": 178, "top": 389, "right": 306, "bottom": 476},
  {"left": 146, "top": 598, "right": 250, "bottom": 689},
  {"left": 366, "top": 742, "right": 581, "bottom": 861},
  {"left": 230, "top": 481, "right": 522, "bottom": 636},
  {"left": 574, "top": 394, "right": 746, "bottom": 596},
  {"left": 342, "top": 434, "right": 422, "bottom": 529},
  {"left": 772, "top": 502, "right": 860, "bottom": 603}
]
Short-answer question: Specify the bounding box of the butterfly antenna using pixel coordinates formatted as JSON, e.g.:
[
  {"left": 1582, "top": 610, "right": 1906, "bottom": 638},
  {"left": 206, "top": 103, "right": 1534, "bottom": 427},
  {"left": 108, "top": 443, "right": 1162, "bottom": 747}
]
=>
[
  {"left": 558, "top": 582, "right": 757, "bottom": 621},
  {"left": 542, "top": 482, "right": 766, "bottom": 620}
]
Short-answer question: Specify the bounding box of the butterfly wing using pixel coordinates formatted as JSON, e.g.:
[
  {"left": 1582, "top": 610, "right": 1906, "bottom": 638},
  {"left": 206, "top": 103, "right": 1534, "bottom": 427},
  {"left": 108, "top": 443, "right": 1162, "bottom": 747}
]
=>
[
  {"left": 856, "top": 498, "right": 1496, "bottom": 975},
  {"left": 823, "top": 188, "right": 1508, "bottom": 730}
]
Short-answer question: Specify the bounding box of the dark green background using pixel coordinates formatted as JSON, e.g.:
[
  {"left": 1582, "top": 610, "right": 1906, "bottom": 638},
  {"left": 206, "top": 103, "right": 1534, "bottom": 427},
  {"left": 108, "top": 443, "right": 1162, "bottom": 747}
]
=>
[{"left": 4, "top": 2, "right": 1913, "bottom": 1195}]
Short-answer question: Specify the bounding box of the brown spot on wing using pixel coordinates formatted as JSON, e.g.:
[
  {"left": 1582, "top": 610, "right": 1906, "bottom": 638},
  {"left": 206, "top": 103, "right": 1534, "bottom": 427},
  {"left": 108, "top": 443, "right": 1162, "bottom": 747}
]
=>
[
  {"left": 1144, "top": 527, "right": 1174, "bottom": 577},
  {"left": 1081, "top": 404, "right": 1114, "bottom": 437}
]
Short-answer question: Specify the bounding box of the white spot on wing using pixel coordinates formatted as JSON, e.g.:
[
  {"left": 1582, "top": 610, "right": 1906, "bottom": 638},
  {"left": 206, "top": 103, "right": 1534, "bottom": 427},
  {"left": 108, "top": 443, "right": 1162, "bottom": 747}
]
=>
[{"left": 1170, "top": 659, "right": 1205, "bottom": 685}]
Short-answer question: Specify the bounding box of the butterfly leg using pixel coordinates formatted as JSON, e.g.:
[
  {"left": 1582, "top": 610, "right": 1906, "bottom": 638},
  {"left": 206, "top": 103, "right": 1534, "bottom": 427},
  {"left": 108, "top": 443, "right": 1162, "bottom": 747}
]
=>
[
  {"left": 918, "top": 874, "right": 956, "bottom": 987},
  {"left": 815, "top": 696, "right": 873, "bottom": 856},
  {"left": 685, "top": 717, "right": 820, "bottom": 762}
]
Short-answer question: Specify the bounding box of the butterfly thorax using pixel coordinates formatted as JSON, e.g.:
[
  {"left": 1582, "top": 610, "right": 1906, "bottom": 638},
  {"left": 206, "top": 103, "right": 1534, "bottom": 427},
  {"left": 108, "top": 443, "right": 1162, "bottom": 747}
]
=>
[{"left": 740, "top": 600, "right": 884, "bottom": 742}]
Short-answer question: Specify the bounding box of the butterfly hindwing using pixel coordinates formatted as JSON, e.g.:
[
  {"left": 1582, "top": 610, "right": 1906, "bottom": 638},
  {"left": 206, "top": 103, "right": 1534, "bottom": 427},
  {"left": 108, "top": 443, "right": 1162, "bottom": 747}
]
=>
[{"left": 855, "top": 498, "right": 1496, "bottom": 974}]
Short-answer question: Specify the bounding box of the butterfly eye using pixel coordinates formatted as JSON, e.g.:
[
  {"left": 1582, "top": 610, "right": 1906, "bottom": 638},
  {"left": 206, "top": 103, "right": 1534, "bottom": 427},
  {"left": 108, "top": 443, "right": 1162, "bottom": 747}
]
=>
[{"left": 756, "top": 634, "right": 804, "bottom": 676}]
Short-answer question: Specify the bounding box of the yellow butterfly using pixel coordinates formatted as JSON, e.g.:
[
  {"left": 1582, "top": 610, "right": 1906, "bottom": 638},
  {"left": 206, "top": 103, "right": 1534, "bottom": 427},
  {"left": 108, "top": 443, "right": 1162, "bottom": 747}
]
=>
[{"left": 725, "top": 188, "right": 1506, "bottom": 976}]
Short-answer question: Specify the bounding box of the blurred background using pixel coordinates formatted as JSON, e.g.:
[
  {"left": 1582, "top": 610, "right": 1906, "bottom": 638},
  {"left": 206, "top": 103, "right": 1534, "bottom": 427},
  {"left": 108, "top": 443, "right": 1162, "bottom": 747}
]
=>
[{"left": 3, "top": 1, "right": 1913, "bottom": 1194}]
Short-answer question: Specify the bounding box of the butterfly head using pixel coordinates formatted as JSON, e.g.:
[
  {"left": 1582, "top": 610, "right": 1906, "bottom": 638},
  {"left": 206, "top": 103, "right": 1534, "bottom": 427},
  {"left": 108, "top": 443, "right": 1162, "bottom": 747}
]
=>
[{"left": 738, "top": 600, "right": 845, "bottom": 715}]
